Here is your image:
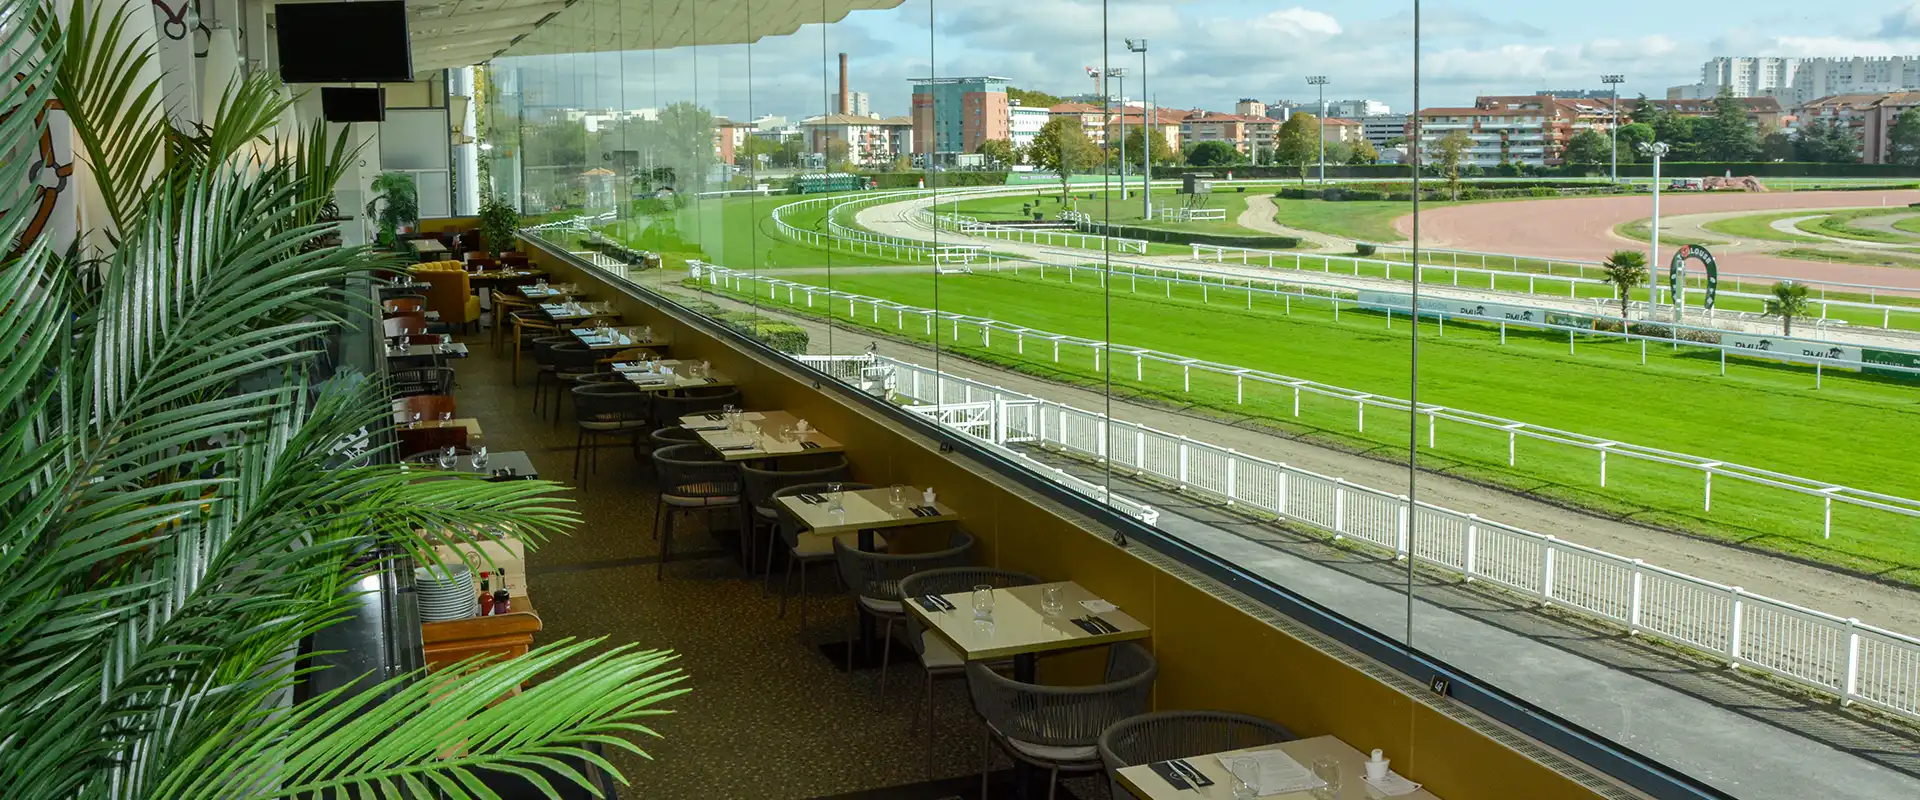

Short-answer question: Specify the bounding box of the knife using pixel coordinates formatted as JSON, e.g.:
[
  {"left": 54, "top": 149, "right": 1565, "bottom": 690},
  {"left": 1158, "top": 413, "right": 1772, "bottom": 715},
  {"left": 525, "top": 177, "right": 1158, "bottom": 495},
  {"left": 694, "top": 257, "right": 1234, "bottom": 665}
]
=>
[{"left": 1171, "top": 759, "right": 1212, "bottom": 787}]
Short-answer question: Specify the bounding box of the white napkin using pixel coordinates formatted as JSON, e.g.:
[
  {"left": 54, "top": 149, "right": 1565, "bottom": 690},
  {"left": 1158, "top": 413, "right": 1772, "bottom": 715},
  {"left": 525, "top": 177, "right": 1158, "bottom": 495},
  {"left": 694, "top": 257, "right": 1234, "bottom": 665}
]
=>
[
  {"left": 1079, "top": 599, "right": 1117, "bottom": 613},
  {"left": 1216, "top": 751, "right": 1325, "bottom": 797},
  {"left": 1364, "top": 771, "right": 1423, "bottom": 797}
]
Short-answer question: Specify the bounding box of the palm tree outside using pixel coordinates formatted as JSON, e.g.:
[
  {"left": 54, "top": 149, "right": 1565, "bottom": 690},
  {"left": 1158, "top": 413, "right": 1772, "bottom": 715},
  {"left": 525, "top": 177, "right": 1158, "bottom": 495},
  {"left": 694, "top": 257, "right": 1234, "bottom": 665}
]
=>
[
  {"left": 1764, "top": 280, "right": 1812, "bottom": 336},
  {"left": 1599, "top": 249, "right": 1649, "bottom": 325}
]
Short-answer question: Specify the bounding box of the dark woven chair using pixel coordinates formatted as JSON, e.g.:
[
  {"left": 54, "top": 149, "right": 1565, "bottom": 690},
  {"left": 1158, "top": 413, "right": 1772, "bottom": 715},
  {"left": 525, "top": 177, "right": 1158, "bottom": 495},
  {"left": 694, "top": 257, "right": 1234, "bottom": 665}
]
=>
[
  {"left": 648, "top": 425, "right": 707, "bottom": 452},
  {"left": 898, "top": 567, "right": 1041, "bottom": 777},
  {"left": 742, "top": 459, "right": 852, "bottom": 578},
  {"left": 1098, "top": 711, "right": 1299, "bottom": 800},
  {"left": 772, "top": 481, "right": 870, "bottom": 628},
  {"left": 570, "top": 383, "right": 649, "bottom": 482},
  {"left": 391, "top": 366, "right": 455, "bottom": 397},
  {"left": 651, "top": 444, "right": 743, "bottom": 580},
  {"left": 969, "top": 643, "right": 1157, "bottom": 800},
  {"left": 528, "top": 335, "right": 574, "bottom": 417},
  {"left": 648, "top": 387, "right": 742, "bottom": 426},
  {"left": 549, "top": 342, "right": 601, "bottom": 426},
  {"left": 832, "top": 530, "right": 975, "bottom": 689}
]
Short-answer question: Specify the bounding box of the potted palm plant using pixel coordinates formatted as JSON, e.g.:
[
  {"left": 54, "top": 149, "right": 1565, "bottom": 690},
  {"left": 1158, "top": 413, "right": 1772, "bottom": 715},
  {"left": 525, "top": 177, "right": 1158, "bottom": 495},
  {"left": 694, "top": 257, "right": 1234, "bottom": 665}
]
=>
[
  {"left": 366, "top": 171, "right": 420, "bottom": 248},
  {"left": 4, "top": 3, "right": 686, "bottom": 796},
  {"left": 478, "top": 189, "right": 523, "bottom": 258}
]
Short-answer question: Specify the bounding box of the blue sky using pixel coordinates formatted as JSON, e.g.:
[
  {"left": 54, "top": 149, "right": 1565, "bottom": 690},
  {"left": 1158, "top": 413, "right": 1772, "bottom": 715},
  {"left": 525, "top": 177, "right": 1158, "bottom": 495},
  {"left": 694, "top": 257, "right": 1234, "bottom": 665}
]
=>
[{"left": 502, "top": 0, "right": 1920, "bottom": 121}]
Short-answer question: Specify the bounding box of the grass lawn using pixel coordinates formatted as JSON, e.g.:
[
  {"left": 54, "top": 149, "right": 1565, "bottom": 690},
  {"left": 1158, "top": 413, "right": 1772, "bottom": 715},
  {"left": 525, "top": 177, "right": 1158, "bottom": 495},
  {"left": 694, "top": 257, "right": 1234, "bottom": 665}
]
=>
[
  {"left": 1772, "top": 247, "right": 1920, "bottom": 270},
  {"left": 1796, "top": 209, "right": 1920, "bottom": 244},
  {"left": 1611, "top": 219, "right": 1724, "bottom": 247},
  {"left": 1896, "top": 216, "right": 1920, "bottom": 236},
  {"left": 1267, "top": 197, "right": 1429, "bottom": 242},
  {"left": 942, "top": 187, "right": 1265, "bottom": 238},
  {"left": 594, "top": 192, "right": 902, "bottom": 269},
  {"left": 700, "top": 265, "right": 1920, "bottom": 579},
  {"left": 1700, "top": 211, "right": 1827, "bottom": 243}
]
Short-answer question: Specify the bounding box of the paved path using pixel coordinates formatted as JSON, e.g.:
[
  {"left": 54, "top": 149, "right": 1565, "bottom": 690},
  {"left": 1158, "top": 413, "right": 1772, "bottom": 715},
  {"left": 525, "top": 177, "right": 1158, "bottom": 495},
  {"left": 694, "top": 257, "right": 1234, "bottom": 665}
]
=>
[
  {"left": 645, "top": 268, "right": 1920, "bottom": 636},
  {"left": 1849, "top": 212, "right": 1920, "bottom": 241},
  {"left": 1237, "top": 193, "right": 1348, "bottom": 252}
]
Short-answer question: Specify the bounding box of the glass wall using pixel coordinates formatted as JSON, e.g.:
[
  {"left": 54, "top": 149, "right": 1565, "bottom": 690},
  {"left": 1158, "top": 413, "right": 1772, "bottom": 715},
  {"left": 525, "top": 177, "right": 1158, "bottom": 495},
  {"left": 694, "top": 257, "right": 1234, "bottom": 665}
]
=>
[{"left": 479, "top": 1, "right": 1920, "bottom": 797}]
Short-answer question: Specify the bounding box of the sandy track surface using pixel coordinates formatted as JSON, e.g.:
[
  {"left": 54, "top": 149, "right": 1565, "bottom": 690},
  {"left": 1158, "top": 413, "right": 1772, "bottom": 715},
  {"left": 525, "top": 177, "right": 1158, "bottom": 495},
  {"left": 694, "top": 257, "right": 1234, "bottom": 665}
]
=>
[
  {"left": 776, "top": 194, "right": 1920, "bottom": 634},
  {"left": 1395, "top": 190, "right": 1920, "bottom": 288}
]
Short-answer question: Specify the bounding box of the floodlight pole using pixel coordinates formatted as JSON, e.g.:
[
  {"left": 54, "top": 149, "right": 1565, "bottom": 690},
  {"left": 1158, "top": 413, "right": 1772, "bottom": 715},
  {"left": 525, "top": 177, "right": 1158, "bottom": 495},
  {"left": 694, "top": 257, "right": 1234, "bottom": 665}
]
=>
[
  {"left": 1128, "top": 38, "right": 1150, "bottom": 219},
  {"left": 1308, "top": 76, "right": 1329, "bottom": 183},
  {"left": 1602, "top": 74, "right": 1625, "bottom": 184},
  {"left": 1641, "top": 140, "right": 1670, "bottom": 314},
  {"left": 1107, "top": 67, "right": 1129, "bottom": 201}
]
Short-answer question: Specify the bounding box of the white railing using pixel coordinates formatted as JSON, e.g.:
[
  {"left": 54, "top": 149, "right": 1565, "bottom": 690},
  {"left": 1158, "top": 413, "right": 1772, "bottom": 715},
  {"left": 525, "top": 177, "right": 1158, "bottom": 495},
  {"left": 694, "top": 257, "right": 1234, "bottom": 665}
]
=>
[
  {"left": 798, "top": 352, "right": 1920, "bottom": 722},
  {"left": 917, "top": 204, "right": 1149, "bottom": 254},
  {"left": 703, "top": 264, "right": 1920, "bottom": 541}
]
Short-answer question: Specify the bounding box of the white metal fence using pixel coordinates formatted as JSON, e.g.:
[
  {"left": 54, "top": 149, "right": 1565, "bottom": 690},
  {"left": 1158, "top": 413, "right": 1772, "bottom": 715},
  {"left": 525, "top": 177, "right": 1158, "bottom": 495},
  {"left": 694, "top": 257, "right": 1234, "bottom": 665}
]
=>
[
  {"left": 799, "top": 352, "right": 1920, "bottom": 723},
  {"left": 917, "top": 204, "right": 1149, "bottom": 254},
  {"left": 700, "top": 264, "right": 1920, "bottom": 541}
]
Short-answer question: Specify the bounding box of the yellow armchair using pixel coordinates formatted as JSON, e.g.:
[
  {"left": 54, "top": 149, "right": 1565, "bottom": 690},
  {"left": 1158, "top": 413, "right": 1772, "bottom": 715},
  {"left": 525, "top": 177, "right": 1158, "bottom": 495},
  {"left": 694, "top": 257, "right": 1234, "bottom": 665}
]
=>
[{"left": 414, "top": 264, "right": 482, "bottom": 332}]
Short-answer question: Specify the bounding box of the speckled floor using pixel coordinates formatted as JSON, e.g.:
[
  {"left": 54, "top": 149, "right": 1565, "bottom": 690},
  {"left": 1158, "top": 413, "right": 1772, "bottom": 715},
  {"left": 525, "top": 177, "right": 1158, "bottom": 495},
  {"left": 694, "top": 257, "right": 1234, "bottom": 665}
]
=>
[{"left": 448, "top": 330, "right": 1096, "bottom": 800}]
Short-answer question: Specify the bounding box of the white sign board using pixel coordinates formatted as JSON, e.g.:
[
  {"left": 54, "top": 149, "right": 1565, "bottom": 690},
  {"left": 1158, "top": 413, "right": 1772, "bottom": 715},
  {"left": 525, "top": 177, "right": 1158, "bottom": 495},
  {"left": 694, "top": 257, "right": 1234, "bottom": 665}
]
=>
[{"left": 1721, "top": 334, "right": 1861, "bottom": 371}]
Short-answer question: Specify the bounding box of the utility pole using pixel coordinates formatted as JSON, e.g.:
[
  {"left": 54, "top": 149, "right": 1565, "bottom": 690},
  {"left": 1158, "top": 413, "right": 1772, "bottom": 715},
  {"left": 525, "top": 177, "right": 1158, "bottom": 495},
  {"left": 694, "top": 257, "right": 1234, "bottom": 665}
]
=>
[
  {"left": 1640, "top": 140, "right": 1670, "bottom": 313},
  {"left": 1307, "top": 76, "right": 1329, "bottom": 183},
  {"left": 1602, "top": 74, "right": 1625, "bottom": 184},
  {"left": 1107, "top": 67, "right": 1129, "bottom": 200},
  {"left": 1127, "top": 38, "right": 1150, "bottom": 219}
]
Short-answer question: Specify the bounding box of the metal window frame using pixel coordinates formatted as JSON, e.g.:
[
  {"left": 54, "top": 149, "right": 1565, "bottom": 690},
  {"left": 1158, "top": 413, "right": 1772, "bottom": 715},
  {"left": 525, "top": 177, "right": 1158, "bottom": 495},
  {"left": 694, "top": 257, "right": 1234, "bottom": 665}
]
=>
[{"left": 522, "top": 235, "right": 1734, "bottom": 800}]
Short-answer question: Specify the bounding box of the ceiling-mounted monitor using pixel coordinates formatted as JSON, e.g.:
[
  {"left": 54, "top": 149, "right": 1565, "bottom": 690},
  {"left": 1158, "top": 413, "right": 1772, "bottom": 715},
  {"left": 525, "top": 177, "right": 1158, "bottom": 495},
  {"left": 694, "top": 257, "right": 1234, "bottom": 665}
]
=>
[
  {"left": 275, "top": 1, "right": 412, "bottom": 83},
  {"left": 321, "top": 87, "right": 385, "bottom": 122}
]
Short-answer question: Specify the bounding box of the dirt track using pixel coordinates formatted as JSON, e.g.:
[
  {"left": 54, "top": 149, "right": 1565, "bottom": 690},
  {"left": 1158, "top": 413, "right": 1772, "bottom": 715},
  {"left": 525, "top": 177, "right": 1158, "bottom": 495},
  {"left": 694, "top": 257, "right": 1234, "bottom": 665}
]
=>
[{"left": 1395, "top": 190, "right": 1920, "bottom": 288}]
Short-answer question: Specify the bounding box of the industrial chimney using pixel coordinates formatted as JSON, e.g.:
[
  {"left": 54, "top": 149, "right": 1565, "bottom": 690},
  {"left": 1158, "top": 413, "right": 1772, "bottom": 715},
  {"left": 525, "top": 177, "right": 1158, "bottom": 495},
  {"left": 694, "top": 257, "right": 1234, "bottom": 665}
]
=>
[{"left": 838, "top": 53, "right": 849, "bottom": 114}]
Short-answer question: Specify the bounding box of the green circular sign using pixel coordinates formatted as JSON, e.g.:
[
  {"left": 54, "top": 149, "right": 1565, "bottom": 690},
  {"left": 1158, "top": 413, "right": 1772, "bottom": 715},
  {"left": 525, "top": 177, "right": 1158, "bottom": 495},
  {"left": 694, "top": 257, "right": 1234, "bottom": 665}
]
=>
[{"left": 1668, "top": 244, "right": 1719, "bottom": 310}]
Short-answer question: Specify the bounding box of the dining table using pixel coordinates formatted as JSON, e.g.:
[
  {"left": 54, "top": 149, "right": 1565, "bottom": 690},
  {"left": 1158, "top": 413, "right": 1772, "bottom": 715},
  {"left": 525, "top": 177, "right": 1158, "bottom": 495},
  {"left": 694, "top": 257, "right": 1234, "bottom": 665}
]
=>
[
  {"left": 386, "top": 341, "right": 470, "bottom": 361},
  {"left": 1113, "top": 735, "right": 1438, "bottom": 800},
  {"left": 407, "top": 449, "right": 538, "bottom": 481},
  {"left": 679, "top": 410, "right": 843, "bottom": 462},
  {"left": 540, "top": 302, "right": 617, "bottom": 323},
  {"left": 569, "top": 325, "right": 669, "bottom": 352},
  {"left": 397, "top": 417, "right": 484, "bottom": 440},
  {"left": 407, "top": 238, "right": 450, "bottom": 257},
  {"left": 614, "top": 359, "right": 733, "bottom": 393}
]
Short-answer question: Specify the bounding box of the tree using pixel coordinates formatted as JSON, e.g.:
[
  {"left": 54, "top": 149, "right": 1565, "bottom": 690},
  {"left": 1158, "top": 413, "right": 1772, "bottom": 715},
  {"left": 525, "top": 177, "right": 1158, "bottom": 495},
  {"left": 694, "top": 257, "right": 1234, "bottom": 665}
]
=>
[
  {"left": 976, "top": 138, "right": 1016, "bottom": 167},
  {"left": 1275, "top": 112, "right": 1320, "bottom": 183},
  {"left": 1, "top": 9, "right": 687, "bottom": 798},
  {"left": 1120, "top": 126, "right": 1177, "bottom": 170},
  {"left": 656, "top": 101, "right": 717, "bottom": 192},
  {"left": 1699, "top": 86, "right": 1759, "bottom": 162},
  {"left": 1615, "top": 122, "right": 1655, "bottom": 162},
  {"left": 1653, "top": 112, "right": 1700, "bottom": 161},
  {"left": 1347, "top": 139, "right": 1380, "bottom": 165},
  {"left": 1494, "top": 160, "right": 1522, "bottom": 177},
  {"left": 1600, "top": 250, "right": 1649, "bottom": 322},
  {"left": 1430, "top": 130, "right": 1473, "bottom": 200},
  {"left": 1008, "top": 86, "right": 1065, "bottom": 109},
  {"left": 1185, "top": 140, "right": 1243, "bottom": 167},
  {"left": 1760, "top": 127, "right": 1796, "bottom": 161},
  {"left": 1563, "top": 129, "right": 1611, "bottom": 168},
  {"left": 1764, "top": 280, "right": 1811, "bottom": 336},
  {"left": 1630, "top": 94, "right": 1660, "bottom": 125},
  {"left": 1796, "top": 118, "right": 1860, "bottom": 164},
  {"left": 1887, "top": 110, "right": 1920, "bottom": 166},
  {"left": 1028, "top": 116, "right": 1101, "bottom": 197}
]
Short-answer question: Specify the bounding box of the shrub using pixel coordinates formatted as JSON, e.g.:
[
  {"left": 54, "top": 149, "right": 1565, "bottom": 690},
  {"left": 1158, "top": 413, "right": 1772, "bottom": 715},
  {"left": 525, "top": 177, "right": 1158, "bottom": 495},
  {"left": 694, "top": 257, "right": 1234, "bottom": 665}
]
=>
[
  {"left": 1355, "top": 243, "right": 1378, "bottom": 256},
  {"left": 1529, "top": 186, "right": 1558, "bottom": 197}
]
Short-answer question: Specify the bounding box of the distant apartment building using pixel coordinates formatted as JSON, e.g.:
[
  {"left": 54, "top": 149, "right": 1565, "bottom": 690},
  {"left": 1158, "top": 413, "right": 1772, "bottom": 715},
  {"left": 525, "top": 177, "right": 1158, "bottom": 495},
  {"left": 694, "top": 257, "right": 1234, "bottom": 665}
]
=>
[
  {"left": 1008, "top": 101, "right": 1050, "bottom": 149},
  {"left": 711, "top": 117, "right": 751, "bottom": 164},
  {"left": 910, "top": 76, "right": 1011, "bottom": 158},
  {"left": 1263, "top": 100, "right": 1307, "bottom": 121},
  {"left": 565, "top": 107, "right": 658, "bottom": 133},
  {"left": 1797, "top": 92, "right": 1920, "bottom": 163},
  {"left": 1670, "top": 56, "right": 1920, "bottom": 106},
  {"left": 1415, "top": 96, "right": 1574, "bottom": 167},
  {"left": 1326, "top": 99, "right": 1390, "bottom": 118},
  {"left": 1104, "top": 107, "right": 1187, "bottom": 153},
  {"left": 831, "top": 91, "right": 871, "bottom": 117},
  {"left": 1644, "top": 96, "right": 1786, "bottom": 129},
  {"left": 1234, "top": 98, "right": 1266, "bottom": 118},
  {"left": 1320, "top": 117, "right": 1364, "bottom": 145},
  {"left": 802, "top": 113, "right": 914, "bottom": 167},
  {"left": 1361, "top": 114, "right": 1410, "bottom": 147},
  {"left": 1181, "top": 112, "right": 1277, "bottom": 157},
  {"left": 1048, "top": 102, "right": 1109, "bottom": 145},
  {"left": 1535, "top": 89, "right": 1616, "bottom": 100}
]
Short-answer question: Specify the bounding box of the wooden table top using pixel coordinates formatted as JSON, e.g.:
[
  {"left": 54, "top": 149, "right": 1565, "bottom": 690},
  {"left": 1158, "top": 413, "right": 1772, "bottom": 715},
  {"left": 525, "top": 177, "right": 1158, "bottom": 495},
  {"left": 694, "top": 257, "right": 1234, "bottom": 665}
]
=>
[
  {"left": 399, "top": 417, "right": 484, "bottom": 439},
  {"left": 1115, "top": 735, "right": 1438, "bottom": 800},
  {"left": 387, "top": 342, "right": 470, "bottom": 359},
  {"left": 681, "top": 410, "right": 844, "bottom": 461},
  {"left": 408, "top": 239, "right": 449, "bottom": 254},
  {"left": 775, "top": 485, "right": 957, "bottom": 537},
  {"left": 406, "top": 450, "right": 538, "bottom": 480},
  {"left": 615, "top": 360, "right": 734, "bottom": 393},
  {"left": 539, "top": 303, "right": 618, "bottom": 322},
  {"left": 908, "top": 581, "right": 1147, "bottom": 662},
  {"left": 519, "top": 286, "right": 573, "bottom": 300},
  {"left": 569, "top": 326, "right": 668, "bottom": 351}
]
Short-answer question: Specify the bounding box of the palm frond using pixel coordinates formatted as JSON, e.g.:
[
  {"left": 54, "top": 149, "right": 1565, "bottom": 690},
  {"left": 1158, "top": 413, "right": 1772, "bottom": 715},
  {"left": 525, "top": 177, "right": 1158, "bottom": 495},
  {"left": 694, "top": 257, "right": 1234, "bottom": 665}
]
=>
[{"left": 39, "top": 0, "right": 168, "bottom": 238}]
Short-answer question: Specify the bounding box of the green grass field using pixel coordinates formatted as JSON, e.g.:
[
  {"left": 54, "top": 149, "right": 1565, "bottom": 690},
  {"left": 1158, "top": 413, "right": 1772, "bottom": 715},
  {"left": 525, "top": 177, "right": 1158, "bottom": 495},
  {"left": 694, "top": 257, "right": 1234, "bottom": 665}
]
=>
[
  {"left": 1772, "top": 247, "right": 1920, "bottom": 270},
  {"left": 1268, "top": 197, "right": 1431, "bottom": 242},
  {"left": 1796, "top": 209, "right": 1920, "bottom": 244},
  {"left": 1896, "top": 216, "right": 1920, "bottom": 236},
  {"left": 1700, "top": 211, "right": 1827, "bottom": 243},
  {"left": 698, "top": 264, "right": 1920, "bottom": 579},
  {"left": 1611, "top": 219, "right": 1724, "bottom": 247},
  {"left": 590, "top": 192, "right": 905, "bottom": 269}
]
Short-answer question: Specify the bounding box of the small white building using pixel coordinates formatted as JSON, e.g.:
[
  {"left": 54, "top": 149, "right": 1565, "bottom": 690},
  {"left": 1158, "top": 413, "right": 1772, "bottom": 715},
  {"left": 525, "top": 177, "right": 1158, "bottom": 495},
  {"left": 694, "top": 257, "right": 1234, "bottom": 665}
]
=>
[{"left": 1008, "top": 101, "right": 1050, "bottom": 150}]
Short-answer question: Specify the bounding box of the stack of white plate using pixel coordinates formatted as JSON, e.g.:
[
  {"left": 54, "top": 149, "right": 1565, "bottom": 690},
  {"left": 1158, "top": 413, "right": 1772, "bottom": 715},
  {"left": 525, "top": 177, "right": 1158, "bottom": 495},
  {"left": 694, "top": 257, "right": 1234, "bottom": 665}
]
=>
[{"left": 415, "top": 563, "right": 478, "bottom": 622}]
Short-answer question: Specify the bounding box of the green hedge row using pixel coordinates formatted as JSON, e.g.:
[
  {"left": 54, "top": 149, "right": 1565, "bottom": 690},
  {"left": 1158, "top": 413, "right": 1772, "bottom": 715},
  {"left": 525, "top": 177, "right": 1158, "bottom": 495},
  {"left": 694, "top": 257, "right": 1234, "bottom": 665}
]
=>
[
  {"left": 675, "top": 297, "right": 811, "bottom": 354},
  {"left": 861, "top": 172, "right": 1010, "bottom": 189},
  {"left": 1587, "top": 162, "right": 1920, "bottom": 178},
  {"left": 1080, "top": 220, "right": 1301, "bottom": 249}
]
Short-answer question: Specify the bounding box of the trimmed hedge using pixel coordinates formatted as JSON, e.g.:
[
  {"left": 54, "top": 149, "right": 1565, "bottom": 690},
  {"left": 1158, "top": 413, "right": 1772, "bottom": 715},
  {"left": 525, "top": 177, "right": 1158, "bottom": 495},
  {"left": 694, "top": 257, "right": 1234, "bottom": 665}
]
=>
[
  {"left": 1078, "top": 220, "right": 1301, "bottom": 249},
  {"left": 1566, "top": 162, "right": 1920, "bottom": 178},
  {"left": 672, "top": 297, "right": 812, "bottom": 353},
  {"left": 862, "top": 171, "right": 1009, "bottom": 189}
]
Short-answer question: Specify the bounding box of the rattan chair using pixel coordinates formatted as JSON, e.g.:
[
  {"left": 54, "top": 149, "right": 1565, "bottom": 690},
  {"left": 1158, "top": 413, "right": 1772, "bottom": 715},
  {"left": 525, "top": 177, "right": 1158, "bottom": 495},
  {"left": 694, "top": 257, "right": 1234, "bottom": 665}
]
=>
[
  {"left": 648, "top": 425, "right": 707, "bottom": 452},
  {"left": 898, "top": 567, "right": 1041, "bottom": 777},
  {"left": 1097, "top": 711, "right": 1299, "bottom": 800},
  {"left": 528, "top": 335, "right": 574, "bottom": 417},
  {"left": 832, "top": 530, "right": 976, "bottom": 690},
  {"left": 743, "top": 459, "right": 852, "bottom": 579},
  {"left": 391, "top": 366, "right": 456, "bottom": 397},
  {"left": 648, "top": 387, "right": 742, "bottom": 425},
  {"left": 969, "top": 643, "right": 1158, "bottom": 800},
  {"left": 772, "top": 481, "right": 870, "bottom": 628},
  {"left": 493, "top": 293, "right": 538, "bottom": 356},
  {"left": 571, "top": 383, "right": 649, "bottom": 482},
  {"left": 549, "top": 342, "right": 601, "bottom": 426},
  {"left": 510, "top": 312, "right": 561, "bottom": 384},
  {"left": 651, "top": 444, "right": 743, "bottom": 580}
]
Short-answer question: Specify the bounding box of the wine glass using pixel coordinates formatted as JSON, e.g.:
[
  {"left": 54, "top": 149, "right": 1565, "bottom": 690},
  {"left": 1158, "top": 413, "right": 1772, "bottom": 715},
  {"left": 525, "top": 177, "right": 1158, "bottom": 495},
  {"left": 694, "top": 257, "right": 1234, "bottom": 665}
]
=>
[
  {"left": 470, "top": 446, "right": 490, "bottom": 470},
  {"left": 971, "top": 585, "right": 996, "bottom": 620},
  {"left": 397, "top": 334, "right": 411, "bottom": 352},
  {"left": 889, "top": 484, "right": 907, "bottom": 509},
  {"left": 436, "top": 446, "right": 457, "bottom": 470},
  {"left": 826, "top": 482, "right": 845, "bottom": 515},
  {"left": 1041, "top": 585, "right": 1065, "bottom": 617},
  {"left": 440, "top": 411, "right": 453, "bottom": 422},
  {"left": 777, "top": 424, "right": 794, "bottom": 446},
  {"left": 410, "top": 411, "right": 422, "bottom": 425}
]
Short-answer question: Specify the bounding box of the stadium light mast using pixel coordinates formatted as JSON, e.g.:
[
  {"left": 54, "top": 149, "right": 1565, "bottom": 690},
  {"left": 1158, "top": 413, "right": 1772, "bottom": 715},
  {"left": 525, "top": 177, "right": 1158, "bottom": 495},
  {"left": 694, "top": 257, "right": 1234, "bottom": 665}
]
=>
[
  {"left": 1107, "top": 67, "right": 1129, "bottom": 200},
  {"left": 1307, "top": 76, "right": 1330, "bottom": 183},
  {"left": 1602, "top": 74, "right": 1625, "bottom": 183},
  {"left": 1639, "top": 140, "right": 1671, "bottom": 311},
  {"left": 1127, "top": 38, "right": 1150, "bottom": 219}
]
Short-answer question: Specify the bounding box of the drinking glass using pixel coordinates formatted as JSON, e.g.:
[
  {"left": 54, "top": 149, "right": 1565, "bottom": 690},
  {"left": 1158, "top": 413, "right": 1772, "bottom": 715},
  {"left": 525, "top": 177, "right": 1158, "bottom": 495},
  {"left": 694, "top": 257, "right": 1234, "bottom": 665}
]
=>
[
  {"left": 470, "top": 447, "right": 489, "bottom": 470},
  {"left": 971, "top": 585, "right": 996, "bottom": 620},
  {"left": 410, "top": 411, "right": 422, "bottom": 425},
  {"left": 436, "top": 446, "right": 457, "bottom": 470},
  {"left": 889, "top": 484, "right": 907, "bottom": 508},
  {"left": 397, "top": 335, "right": 411, "bottom": 352},
  {"left": 1041, "top": 585, "right": 1065, "bottom": 617},
  {"left": 777, "top": 424, "right": 794, "bottom": 445},
  {"left": 440, "top": 411, "right": 453, "bottom": 422},
  {"left": 826, "top": 482, "right": 844, "bottom": 514},
  {"left": 1311, "top": 757, "right": 1342, "bottom": 800}
]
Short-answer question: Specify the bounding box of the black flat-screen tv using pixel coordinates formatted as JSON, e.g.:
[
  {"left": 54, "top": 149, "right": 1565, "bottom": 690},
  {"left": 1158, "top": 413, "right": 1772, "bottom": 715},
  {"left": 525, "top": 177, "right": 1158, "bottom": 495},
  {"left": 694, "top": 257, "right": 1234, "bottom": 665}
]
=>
[
  {"left": 321, "top": 87, "right": 385, "bottom": 122},
  {"left": 275, "top": 1, "right": 412, "bottom": 83}
]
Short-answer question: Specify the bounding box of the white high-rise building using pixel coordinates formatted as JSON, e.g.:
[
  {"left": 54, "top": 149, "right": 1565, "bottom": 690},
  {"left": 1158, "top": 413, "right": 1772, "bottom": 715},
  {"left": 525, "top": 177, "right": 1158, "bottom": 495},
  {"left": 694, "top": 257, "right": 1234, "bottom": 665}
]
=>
[
  {"left": 1669, "top": 56, "right": 1920, "bottom": 106},
  {"left": 831, "top": 91, "right": 871, "bottom": 117},
  {"left": 1007, "top": 100, "right": 1050, "bottom": 150},
  {"left": 1327, "top": 99, "right": 1390, "bottom": 118}
]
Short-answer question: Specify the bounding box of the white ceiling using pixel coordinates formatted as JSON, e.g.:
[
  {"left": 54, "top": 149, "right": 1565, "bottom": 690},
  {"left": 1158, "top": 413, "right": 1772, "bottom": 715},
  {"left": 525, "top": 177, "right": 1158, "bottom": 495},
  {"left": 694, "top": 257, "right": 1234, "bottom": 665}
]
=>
[{"left": 410, "top": 0, "right": 906, "bottom": 70}]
